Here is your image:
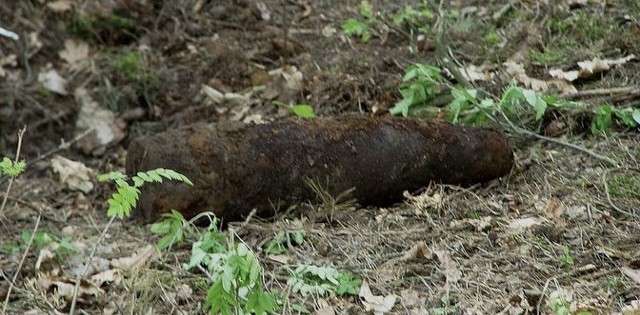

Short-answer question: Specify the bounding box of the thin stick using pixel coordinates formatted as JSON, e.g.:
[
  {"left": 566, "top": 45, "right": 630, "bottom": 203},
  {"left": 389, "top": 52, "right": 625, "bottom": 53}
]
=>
[
  {"left": 0, "top": 128, "right": 94, "bottom": 188},
  {"left": 68, "top": 215, "right": 116, "bottom": 315},
  {"left": 498, "top": 111, "right": 619, "bottom": 167},
  {"left": 0, "top": 127, "right": 27, "bottom": 218},
  {"left": 510, "top": 125, "right": 618, "bottom": 167},
  {"left": 28, "top": 128, "right": 95, "bottom": 165},
  {"left": 565, "top": 87, "right": 639, "bottom": 98},
  {"left": 2, "top": 206, "right": 43, "bottom": 313}
]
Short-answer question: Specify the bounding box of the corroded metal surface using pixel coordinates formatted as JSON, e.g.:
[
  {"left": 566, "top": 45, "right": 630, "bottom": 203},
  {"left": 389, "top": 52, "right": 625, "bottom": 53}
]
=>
[{"left": 126, "top": 116, "right": 513, "bottom": 224}]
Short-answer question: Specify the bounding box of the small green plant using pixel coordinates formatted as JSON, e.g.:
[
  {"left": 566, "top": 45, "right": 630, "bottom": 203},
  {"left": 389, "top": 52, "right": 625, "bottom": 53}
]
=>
[
  {"left": 287, "top": 265, "right": 362, "bottom": 297},
  {"left": 393, "top": 3, "right": 433, "bottom": 33},
  {"left": 0, "top": 157, "right": 26, "bottom": 178},
  {"left": 0, "top": 154, "right": 26, "bottom": 216},
  {"left": 273, "top": 101, "right": 317, "bottom": 119},
  {"left": 183, "top": 220, "right": 279, "bottom": 315},
  {"left": 149, "top": 190, "right": 281, "bottom": 314},
  {"left": 607, "top": 173, "right": 640, "bottom": 199},
  {"left": 388, "top": 62, "right": 640, "bottom": 135},
  {"left": 429, "top": 295, "right": 458, "bottom": 315},
  {"left": 389, "top": 63, "right": 444, "bottom": 116},
  {"left": 483, "top": 31, "right": 501, "bottom": 47},
  {"left": 305, "top": 177, "right": 357, "bottom": 222},
  {"left": 70, "top": 13, "right": 137, "bottom": 43},
  {"left": 342, "top": 1, "right": 375, "bottom": 42},
  {"left": 591, "top": 104, "right": 640, "bottom": 135},
  {"left": 559, "top": 246, "right": 574, "bottom": 267},
  {"left": 101, "top": 49, "right": 163, "bottom": 111},
  {"left": 97, "top": 168, "right": 193, "bottom": 219},
  {"left": 263, "top": 230, "right": 306, "bottom": 255},
  {"left": 110, "top": 51, "right": 147, "bottom": 82},
  {"left": 606, "top": 278, "right": 623, "bottom": 289},
  {"left": 1, "top": 231, "right": 76, "bottom": 260},
  {"left": 150, "top": 210, "right": 197, "bottom": 251},
  {"left": 67, "top": 168, "right": 194, "bottom": 314},
  {"left": 549, "top": 289, "right": 571, "bottom": 315},
  {"left": 527, "top": 47, "right": 566, "bottom": 65}
]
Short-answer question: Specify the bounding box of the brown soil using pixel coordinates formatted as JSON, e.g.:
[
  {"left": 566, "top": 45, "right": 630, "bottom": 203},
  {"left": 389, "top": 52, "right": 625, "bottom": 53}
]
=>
[{"left": 1, "top": 1, "right": 639, "bottom": 314}]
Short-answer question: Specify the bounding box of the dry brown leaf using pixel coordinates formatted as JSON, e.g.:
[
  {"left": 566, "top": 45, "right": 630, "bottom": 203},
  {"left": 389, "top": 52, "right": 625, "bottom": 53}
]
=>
[
  {"left": 504, "top": 62, "right": 549, "bottom": 92},
  {"left": 282, "top": 65, "right": 304, "bottom": 91},
  {"left": 508, "top": 217, "right": 541, "bottom": 232},
  {"left": 74, "top": 87, "right": 126, "bottom": 155},
  {"left": 315, "top": 306, "right": 336, "bottom": 315},
  {"left": 91, "top": 269, "right": 122, "bottom": 287},
  {"left": 0, "top": 54, "right": 17, "bottom": 77},
  {"left": 110, "top": 245, "right": 158, "bottom": 271},
  {"left": 457, "top": 65, "right": 494, "bottom": 82},
  {"left": 59, "top": 39, "right": 89, "bottom": 66},
  {"left": 622, "top": 267, "right": 640, "bottom": 285},
  {"left": 433, "top": 249, "right": 461, "bottom": 284},
  {"left": 38, "top": 69, "right": 68, "bottom": 95},
  {"left": 51, "top": 155, "right": 95, "bottom": 193},
  {"left": 399, "top": 289, "right": 425, "bottom": 307},
  {"left": 266, "top": 254, "right": 292, "bottom": 264},
  {"left": 36, "top": 276, "right": 103, "bottom": 300},
  {"left": 541, "top": 197, "right": 565, "bottom": 226},
  {"left": 47, "top": 0, "right": 74, "bottom": 13},
  {"left": 359, "top": 280, "right": 398, "bottom": 315},
  {"left": 550, "top": 55, "right": 636, "bottom": 82},
  {"left": 402, "top": 242, "right": 433, "bottom": 260},
  {"left": 35, "top": 247, "right": 61, "bottom": 276},
  {"left": 622, "top": 300, "right": 640, "bottom": 315}
]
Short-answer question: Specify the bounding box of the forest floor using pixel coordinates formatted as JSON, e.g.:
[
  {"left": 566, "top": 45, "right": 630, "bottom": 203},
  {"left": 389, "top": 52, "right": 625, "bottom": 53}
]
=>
[{"left": 1, "top": 0, "right": 640, "bottom": 314}]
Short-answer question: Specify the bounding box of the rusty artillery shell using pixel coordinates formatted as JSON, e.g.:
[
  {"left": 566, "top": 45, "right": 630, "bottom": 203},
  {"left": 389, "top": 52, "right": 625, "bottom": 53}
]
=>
[{"left": 126, "top": 116, "right": 513, "bottom": 223}]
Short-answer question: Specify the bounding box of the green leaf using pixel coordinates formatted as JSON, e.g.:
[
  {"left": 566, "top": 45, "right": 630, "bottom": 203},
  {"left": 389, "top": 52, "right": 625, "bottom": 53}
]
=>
[
  {"left": 448, "top": 98, "right": 466, "bottom": 123},
  {"left": 290, "top": 303, "right": 311, "bottom": 314},
  {"left": 633, "top": 109, "right": 640, "bottom": 125},
  {"left": 206, "top": 280, "right": 237, "bottom": 315},
  {"left": 523, "top": 89, "right": 547, "bottom": 120},
  {"left": 335, "top": 273, "right": 362, "bottom": 296},
  {"left": 146, "top": 170, "right": 163, "bottom": 182},
  {"left": 291, "top": 105, "right": 317, "bottom": 119},
  {"left": 390, "top": 97, "right": 412, "bottom": 116},
  {"left": 359, "top": 1, "right": 373, "bottom": 20},
  {"left": 246, "top": 289, "right": 278, "bottom": 315},
  {"left": 615, "top": 109, "right": 638, "bottom": 127},
  {"left": 291, "top": 230, "right": 305, "bottom": 244},
  {"left": 0, "top": 157, "right": 26, "bottom": 177},
  {"left": 342, "top": 18, "right": 368, "bottom": 37},
  {"left": 152, "top": 210, "right": 190, "bottom": 251},
  {"left": 591, "top": 104, "right": 613, "bottom": 135},
  {"left": 97, "top": 171, "right": 127, "bottom": 182}
]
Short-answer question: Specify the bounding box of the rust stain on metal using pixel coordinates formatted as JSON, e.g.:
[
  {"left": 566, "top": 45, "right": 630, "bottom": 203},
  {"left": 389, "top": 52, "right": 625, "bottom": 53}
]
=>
[{"left": 126, "top": 116, "right": 514, "bottom": 224}]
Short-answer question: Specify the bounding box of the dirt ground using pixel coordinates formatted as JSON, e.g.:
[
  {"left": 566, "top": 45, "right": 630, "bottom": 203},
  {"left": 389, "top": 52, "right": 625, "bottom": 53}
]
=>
[{"left": 1, "top": 0, "right": 640, "bottom": 314}]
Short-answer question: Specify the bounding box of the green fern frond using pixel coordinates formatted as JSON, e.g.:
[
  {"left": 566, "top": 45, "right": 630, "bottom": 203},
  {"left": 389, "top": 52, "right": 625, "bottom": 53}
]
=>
[
  {"left": 99, "top": 168, "right": 192, "bottom": 219},
  {"left": 132, "top": 168, "right": 194, "bottom": 188},
  {"left": 1, "top": 157, "right": 26, "bottom": 177},
  {"left": 155, "top": 168, "right": 194, "bottom": 185},
  {"left": 97, "top": 171, "right": 128, "bottom": 182}
]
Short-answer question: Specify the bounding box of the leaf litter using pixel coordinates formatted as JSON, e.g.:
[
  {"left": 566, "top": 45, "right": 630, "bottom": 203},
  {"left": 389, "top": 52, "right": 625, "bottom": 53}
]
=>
[{"left": 1, "top": 0, "right": 640, "bottom": 314}]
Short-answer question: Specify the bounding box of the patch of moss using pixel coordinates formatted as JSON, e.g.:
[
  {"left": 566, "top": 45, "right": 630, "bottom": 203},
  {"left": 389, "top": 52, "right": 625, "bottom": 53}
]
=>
[
  {"left": 527, "top": 46, "right": 565, "bottom": 65},
  {"left": 548, "top": 11, "right": 606, "bottom": 42},
  {"left": 100, "top": 49, "right": 163, "bottom": 111},
  {"left": 110, "top": 51, "right": 146, "bottom": 81},
  {"left": 483, "top": 31, "right": 501, "bottom": 47},
  {"left": 464, "top": 209, "right": 482, "bottom": 219},
  {"left": 608, "top": 173, "right": 640, "bottom": 199},
  {"left": 69, "top": 13, "right": 137, "bottom": 44}
]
